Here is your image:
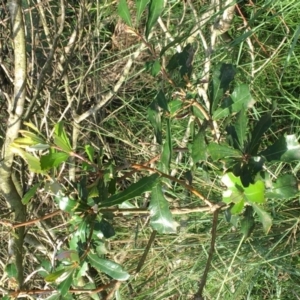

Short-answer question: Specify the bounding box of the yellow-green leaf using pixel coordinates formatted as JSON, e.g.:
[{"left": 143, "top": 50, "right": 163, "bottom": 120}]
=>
[
  {"left": 23, "top": 121, "right": 42, "bottom": 135},
  {"left": 11, "top": 147, "right": 42, "bottom": 173}
]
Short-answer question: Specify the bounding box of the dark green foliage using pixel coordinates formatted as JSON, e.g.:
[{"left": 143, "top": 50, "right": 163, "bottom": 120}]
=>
[{"left": 167, "top": 43, "right": 195, "bottom": 85}]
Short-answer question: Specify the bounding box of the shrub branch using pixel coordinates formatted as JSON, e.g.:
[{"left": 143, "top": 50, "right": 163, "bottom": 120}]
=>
[{"left": 0, "top": 0, "right": 27, "bottom": 288}]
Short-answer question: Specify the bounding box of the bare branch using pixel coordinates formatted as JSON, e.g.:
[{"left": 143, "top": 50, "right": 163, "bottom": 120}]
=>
[
  {"left": 194, "top": 208, "right": 220, "bottom": 299},
  {"left": 0, "top": 0, "right": 27, "bottom": 288}
]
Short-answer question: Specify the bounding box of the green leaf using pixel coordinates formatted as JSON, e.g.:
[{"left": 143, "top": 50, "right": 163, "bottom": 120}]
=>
[
  {"left": 11, "top": 147, "right": 42, "bottom": 173},
  {"left": 219, "top": 63, "right": 236, "bottom": 91},
  {"left": 210, "top": 66, "right": 224, "bottom": 113},
  {"left": 100, "top": 174, "right": 159, "bottom": 207},
  {"left": 265, "top": 174, "right": 299, "bottom": 199},
  {"left": 166, "top": 44, "right": 194, "bottom": 86},
  {"left": 78, "top": 177, "right": 89, "bottom": 201},
  {"left": 76, "top": 262, "right": 89, "bottom": 279},
  {"left": 54, "top": 122, "right": 72, "bottom": 152},
  {"left": 231, "top": 84, "right": 254, "bottom": 112},
  {"left": 222, "top": 173, "right": 244, "bottom": 204},
  {"left": 222, "top": 173, "right": 265, "bottom": 208},
  {"left": 159, "top": 119, "right": 172, "bottom": 173},
  {"left": 169, "top": 99, "right": 182, "bottom": 116},
  {"left": 13, "top": 134, "right": 46, "bottom": 147},
  {"left": 231, "top": 199, "right": 245, "bottom": 214},
  {"left": 96, "top": 241, "right": 109, "bottom": 255},
  {"left": 118, "top": 0, "right": 132, "bottom": 27},
  {"left": 136, "top": 0, "right": 150, "bottom": 25},
  {"left": 210, "top": 63, "right": 236, "bottom": 114},
  {"left": 192, "top": 104, "right": 206, "bottom": 120},
  {"left": 88, "top": 254, "right": 130, "bottom": 281},
  {"left": 246, "top": 113, "right": 272, "bottom": 155},
  {"left": 226, "top": 125, "right": 240, "bottom": 150},
  {"left": 152, "top": 60, "right": 161, "bottom": 76},
  {"left": 166, "top": 52, "right": 180, "bottom": 72},
  {"left": 208, "top": 143, "right": 241, "bottom": 161},
  {"left": 260, "top": 134, "right": 300, "bottom": 162},
  {"left": 244, "top": 180, "right": 265, "bottom": 203},
  {"left": 145, "top": 0, "right": 164, "bottom": 39},
  {"left": 119, "top": 200, "right": 135, "bottom": 209},
  {"left": 252, "top": 203, "right": 272, "bottom": 234},
  {"left": 146, "top": 60, "right": 161, "bottom": 77},
  {"left": 147, "top": 100, "right": 162, "bottom": 144},
  {"left": 192, "top": 128, "right": 207, "bottom": 163},
  {"left": 54, "top": 136, "right": 72, "bottom": 153},
  {"left": 212, "top": 98, "right": 233, "bottom": 120},
  {"left": 235, "top": 106, "right": 247, "bottom": 149},
  {"left": 149, "top": 183, "right": 178, "bottom": 234},
  {"left": 238, "top": 156, "right": 265, "bottom": 187},
  {"left": 22, "top": 182, "right": 41, "bottom": 205},
  {"left": 27, "top": 144, "right": 50, "bottom": 151},
  {"left": 212, "top": 84, "right": 253, "bottom": 120},
  {"left": 156, "top": 90, "right": 169, "bottom": 112},
  {"left": 40, "top": 152, "right": 69, "bottom": 170},
  {"left": 55, "top": 194, "right": 78, "bottom": 212},
  {"left": 94, "top": 219, "right": 115, "bottom": 238},
  {"left": 85, "top": 145, "right": 95, "bottom": 162},
  {"left": 45, "top": 267, "right": 73, "bottom": 283},
  {"left": 224, "top": 206, "right": 233, "bottom": 222},
  {"left": 57, "top": 270, "right": 74, "bottom": 296},
  {"left": 88, "top": 181, "right": 100, "bottom": 198},
  {"left": 240, "top": 206, "right": 255, "bottom": 239},
  {"left": 103, "top": 159, "right": 116, "bottom": 183},
  {"left": 24, "top": 121, "right": 42, "bottom": 135},
  {"left": 179, "top": 44, "right": 194, "bottom": 79},
  {"left": 77, "top": 218, "right": 88, "bottom": 242},
  {"left": 18, "top": 130, "right": 46, "bottom": 143},
  {"left": 167, "top": 44, "right": 194, "bottom": 71},
  {"left": 93, "top": 178, "right": 108, "bottom": 204},
  {"left": 5, "top": 263, "right": 17, "bottom": 278},
  {"left": 12, "top": 136, "right": 35, "bottom": 147},
  {"left": 39, "top": 260, "right": 52, "bottom": 275}
]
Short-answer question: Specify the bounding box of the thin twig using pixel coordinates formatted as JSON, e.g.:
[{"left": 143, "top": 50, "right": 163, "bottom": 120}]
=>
[
  {"left": 194, "top": 208, "right": 220, "bottom": 299},
  {"left": 0, "top": 205, "right": 225, "bottom": 229},
  {"left": 135, "top": 230, "right": 157, "bottom": 274},
  {"left": 103, "top": 281, "right": 122, "bottom": 300},
  {"left": 0, "top": 210, "right": 61, "bottom": 229},
  {"left": 5, "top": 280, "right": 118, "bottom": 297},
  {"left": 131, "top": 164, "right": 214, "bottom": 207}
]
